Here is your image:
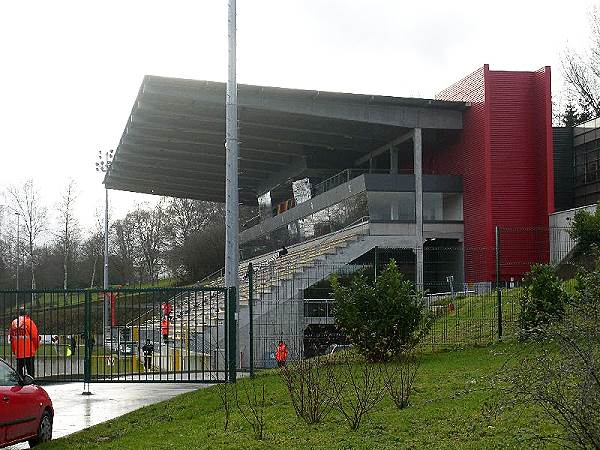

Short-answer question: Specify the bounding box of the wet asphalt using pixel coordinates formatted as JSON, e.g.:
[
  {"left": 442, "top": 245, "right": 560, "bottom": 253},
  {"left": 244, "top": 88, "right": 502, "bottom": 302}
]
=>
[{"left": 8, "top": 382, "right": 206, "bottom": 449}]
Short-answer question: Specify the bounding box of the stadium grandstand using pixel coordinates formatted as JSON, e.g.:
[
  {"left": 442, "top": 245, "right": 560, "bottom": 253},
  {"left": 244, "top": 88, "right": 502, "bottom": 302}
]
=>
[{"left": 105, "top": 64, "right": 555, "bottom": 368}]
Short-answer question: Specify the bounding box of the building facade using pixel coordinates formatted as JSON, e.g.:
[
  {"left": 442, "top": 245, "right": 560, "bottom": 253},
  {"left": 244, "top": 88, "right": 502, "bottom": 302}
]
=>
[
  {"left": 106, "top": 64, "right": 557, "bottom": 367},
  {"left": 107, "top": 65, "right": 555, "bottom": 286},
  {"left": 553, "top": 116, "right": 600, "bottom": 210}
]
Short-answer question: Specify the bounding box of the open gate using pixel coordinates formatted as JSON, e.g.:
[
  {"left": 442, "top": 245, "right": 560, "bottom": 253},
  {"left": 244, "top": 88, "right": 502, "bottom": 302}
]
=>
[{"left": 0, "top": 287, "right": 235, "bottom": 384}]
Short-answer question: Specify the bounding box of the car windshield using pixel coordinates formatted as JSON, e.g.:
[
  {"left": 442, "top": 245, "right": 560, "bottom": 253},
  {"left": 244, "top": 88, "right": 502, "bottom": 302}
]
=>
[{"left": 0, "top": 361, "right": 20, "bottom": 386}]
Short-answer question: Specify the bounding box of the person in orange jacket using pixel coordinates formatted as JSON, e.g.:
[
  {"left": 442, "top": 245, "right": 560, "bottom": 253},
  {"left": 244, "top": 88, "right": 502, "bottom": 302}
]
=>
[
  {"left": 275, "top": 340, "right": 288, "bottom": 368},
  {"left": 161, "top": 318, "right": 169, "bottom": 344},
  {"left": 9, "top": 307, "right": 40, "bottom": 378}
]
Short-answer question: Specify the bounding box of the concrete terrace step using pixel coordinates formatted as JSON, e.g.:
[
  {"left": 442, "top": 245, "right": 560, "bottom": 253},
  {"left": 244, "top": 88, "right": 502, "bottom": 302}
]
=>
[{"left": 135, "top": 224, "right": 370, "bottom": 334}]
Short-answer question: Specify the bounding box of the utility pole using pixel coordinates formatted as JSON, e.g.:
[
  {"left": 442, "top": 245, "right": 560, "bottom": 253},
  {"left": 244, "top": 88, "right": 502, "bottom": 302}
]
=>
[
  {"left": 104, "top": 187, "right": 109, "bottom": 291},
  {"left": 225, "top": 0, "right": 239, "bottom": 382}
]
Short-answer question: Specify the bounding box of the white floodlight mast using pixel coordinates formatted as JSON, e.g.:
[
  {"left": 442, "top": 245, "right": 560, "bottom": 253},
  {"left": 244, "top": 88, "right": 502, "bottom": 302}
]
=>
[{"left": 225, "top": 0, "right": 239, "bottom": 295}]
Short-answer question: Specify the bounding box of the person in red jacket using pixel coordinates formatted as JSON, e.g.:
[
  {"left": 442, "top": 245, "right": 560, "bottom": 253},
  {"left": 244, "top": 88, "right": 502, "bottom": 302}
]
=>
[
  {"left": 275, "top": 340, "right": 288, "bottom": 368},
  {"left": 9, "top": 308, "right": 40, "bottom": 378},
  {"left": 161, "top": 318, "right": 169, "bottom": 344},
  {"left": 161, "top": 302, "right": 172, "bottom": 318}
]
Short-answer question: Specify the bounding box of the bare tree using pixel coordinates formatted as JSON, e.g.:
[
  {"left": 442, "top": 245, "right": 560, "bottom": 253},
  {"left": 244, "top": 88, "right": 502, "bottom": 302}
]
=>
[
  {"left": 382, "top": 348, "right": 421, "bottom": 410},
  {"left": 280, "top": 354, "right": 339, "bottom": 424},
  {"left": 235, "top": 378, "right": 267, "bottom": 440},
  {"left": 56, "top": 179, "right": 79, "bottom": 289},
  {"left": 0, "top": 205, "right": 16, "bottom": 288},
  {"left": 131, "top": 201, "right": 167, "bottom": 283},
  {"left": 111, "top": 215, "right": 136, "bottom": 284},
  {"left": 217, "top": 383, "right": 231, "bottom": 432},
  {"left": 82, "top": 230, "right": 103, "bottom": 288},
  {"left": 331, "top": 359, "right": 385, "bottom": 431},
  {"left": 167, "top": 198, "right": 223, "bottom": 246},
  {"left": 562, "top": 7, "right": 600, "bottom": 119},
  {"left": 7, "top": 180, "right": 47, "bottom": 295}
]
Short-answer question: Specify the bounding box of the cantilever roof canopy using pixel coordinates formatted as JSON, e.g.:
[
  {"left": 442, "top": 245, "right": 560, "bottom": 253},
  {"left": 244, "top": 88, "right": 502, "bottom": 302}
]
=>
[{"left": 105, "top": 75, "right": 468, "bottom": 205}]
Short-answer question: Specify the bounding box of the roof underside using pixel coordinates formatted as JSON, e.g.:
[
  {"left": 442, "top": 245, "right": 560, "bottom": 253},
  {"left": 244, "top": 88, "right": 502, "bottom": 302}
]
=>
[{"left": 105, "top": 76, "right": 468, "bottom": 204}]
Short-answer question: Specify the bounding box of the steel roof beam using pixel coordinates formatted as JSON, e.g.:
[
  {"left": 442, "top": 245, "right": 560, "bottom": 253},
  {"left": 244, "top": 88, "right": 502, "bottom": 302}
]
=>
[
  {"left": 138, "top": 97, "right": 402, "bottom": 139},
  {"left": 140, "top": 81, "right": 463, "bottom": 129},
  {"left": 354, "top": 131, "right": 415, "bottom": 166},
  {"left": 114, "top": 151, "right": 275, "bottom": 177},
  {"left": 120, "top": 136, "right": 294, "bottom": 167},
  {"left": 123, "top": 130, "right": 309, "bottom": 159},
  {"left": 109, "top": 161, "right": 263, "bottom": 182},
  {"left": 134, "top": 102, "right": 393, "bottom": 143},
  {"left": 128, "top": 122, "right": 371, "bottom": 154},
  {"left": 106, "top": 174, "right": 255, "bottom": 197},
  {"left": 106, "top": 182, "right": 256, "bottom": 204}
]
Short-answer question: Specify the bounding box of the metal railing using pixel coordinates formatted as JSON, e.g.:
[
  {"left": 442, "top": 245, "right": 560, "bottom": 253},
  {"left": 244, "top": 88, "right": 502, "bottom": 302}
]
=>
[
  {"left": 312, "top": 168, "right": 407, "bottom": 196},
  {"left": 241, "top": 168, "right": 408, "bottom": 231}
]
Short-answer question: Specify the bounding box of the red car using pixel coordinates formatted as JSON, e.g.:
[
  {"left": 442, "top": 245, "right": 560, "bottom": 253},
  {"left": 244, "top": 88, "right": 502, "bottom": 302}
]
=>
[{"left": 0, "top": 359, "right": 53, "bottom": 448}]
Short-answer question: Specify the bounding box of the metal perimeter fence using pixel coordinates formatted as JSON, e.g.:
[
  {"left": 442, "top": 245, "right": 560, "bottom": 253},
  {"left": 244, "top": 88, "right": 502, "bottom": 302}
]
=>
[
  {"left": 241, "top": 226, "right": 576, "bottom": 370},
  {"left": 0, "top": 287, "right": 236, "bottom": 384},
  {"left": 0, "top": 226, "right": 578, "bottom": 379}
]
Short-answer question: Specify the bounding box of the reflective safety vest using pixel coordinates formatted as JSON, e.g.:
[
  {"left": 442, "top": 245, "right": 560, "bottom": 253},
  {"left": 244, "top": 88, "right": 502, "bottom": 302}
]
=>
[
  {"left": 9, "top": 315, "right": 40, "bottom": 358},
  {"left": 275, "top": 343, "right": 288, "bottom": 362},
  {"left": 161, "top": 319, "right": 169, "bottom": 336}
]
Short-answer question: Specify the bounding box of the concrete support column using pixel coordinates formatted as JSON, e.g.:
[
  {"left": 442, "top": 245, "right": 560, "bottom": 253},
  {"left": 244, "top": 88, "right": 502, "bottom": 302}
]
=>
[
  {"left": 390, "top": 146, "right": 398, "bottom": 174},
  {"left": 390, "top": 146, "right": 399, "bottom": 220},
  {"left": 414, "top": 128, "right": 424, "bottom": 288},
  {"left": 390, "top": 202, "right": 399, "bottom": 221}
]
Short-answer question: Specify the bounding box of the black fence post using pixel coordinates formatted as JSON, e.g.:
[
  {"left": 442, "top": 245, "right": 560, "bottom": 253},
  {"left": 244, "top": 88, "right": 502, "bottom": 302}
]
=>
[
  {"left": 248, "top": 263, "right": 254, "bottom": 378},
  {"left": 495, "top": 226, "right": 503, "bottom": 341},
  {"left": 227, "top": 287, "right": 237, "bottom": 383},
  {"left": 82, "top": 289, "right": 92, "bottom": 395}
]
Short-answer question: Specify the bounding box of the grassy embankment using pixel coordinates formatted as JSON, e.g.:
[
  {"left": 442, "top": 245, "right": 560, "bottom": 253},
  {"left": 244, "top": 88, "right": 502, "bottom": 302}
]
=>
[
  {"left": 39, "top": 285, "right": 570, "bottom": 448},
  {"left": 41, "top": 342, "right": 558, "bottom": 450}
]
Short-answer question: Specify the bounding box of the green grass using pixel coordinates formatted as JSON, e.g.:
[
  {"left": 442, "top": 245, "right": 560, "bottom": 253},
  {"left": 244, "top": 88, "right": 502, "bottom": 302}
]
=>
[
  {"left": 41, "top": 343, "right": 559, "bottom": 450},
  {"left": 424, "top": 287, "right": 522, "bottom": 348}
]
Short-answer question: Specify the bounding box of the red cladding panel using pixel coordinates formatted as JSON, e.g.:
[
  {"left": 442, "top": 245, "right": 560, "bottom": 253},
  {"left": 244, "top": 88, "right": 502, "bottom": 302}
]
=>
[
  {"left": 435, "top": 66, "right": 493, "bottom": 281},
  {"left": 488, "top": 68, "right": 553, "bottom": 278},
  {"left": 434, "top": 65, "right": 554, "bottom": 281}
]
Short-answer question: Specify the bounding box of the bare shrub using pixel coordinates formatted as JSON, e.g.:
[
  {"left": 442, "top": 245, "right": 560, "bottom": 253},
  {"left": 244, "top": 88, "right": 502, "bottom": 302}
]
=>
[
  {"left": 216, "top": 383, "right": 230, "bottom": 431},
  {"left": 382, "top": 348, "right": 420, "bottom": 409},
  {"left": 280, "top": 355, "right": 338, "bottom": 424},
  {"left": 502, "top": 269, "right": 600, "bottom": 449},
  {"left": 331, "top": 359, "right": 384, "bottom": 431},
  {"left": 235, "top": 378, "right": 267, "bottom": 440}
]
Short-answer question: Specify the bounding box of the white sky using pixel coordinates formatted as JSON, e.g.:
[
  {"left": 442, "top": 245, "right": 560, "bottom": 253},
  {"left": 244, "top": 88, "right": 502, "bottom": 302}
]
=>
[{"left": 0, "top": 0, "right": 597, "bottom": 232}]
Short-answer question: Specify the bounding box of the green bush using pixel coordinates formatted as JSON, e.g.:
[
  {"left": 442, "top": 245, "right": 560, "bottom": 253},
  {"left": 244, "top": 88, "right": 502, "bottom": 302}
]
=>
[
  {"left": 575, "top": 254, "right": 600, "bottom": 304},
  {"left": 331, "top": 260, "right": 430, "bottom": 362},
  {"left": 518, "top": 264, "right": 568, "bottom": 334},
  {"left": 568, "top": 202, "right": 600, "bottom": 255}
]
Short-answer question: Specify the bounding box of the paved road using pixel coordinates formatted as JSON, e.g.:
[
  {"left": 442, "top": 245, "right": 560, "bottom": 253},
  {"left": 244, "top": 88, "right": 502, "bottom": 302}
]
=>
[{"left": 8, "top": 382, "right": 206, "bottom": 448}]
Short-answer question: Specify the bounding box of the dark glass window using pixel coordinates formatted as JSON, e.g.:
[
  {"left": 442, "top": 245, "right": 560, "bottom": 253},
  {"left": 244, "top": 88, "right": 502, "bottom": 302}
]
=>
[{"left": 0, "top": 361, "right": 19, "bottom": 386}]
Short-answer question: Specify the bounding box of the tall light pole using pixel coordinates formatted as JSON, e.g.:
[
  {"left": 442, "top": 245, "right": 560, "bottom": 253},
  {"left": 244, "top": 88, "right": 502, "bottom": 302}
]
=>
[
  {"left": 225, "top": 0, "right": 239, "bottom": 378},
  {"left": 96, "top": 150, "right": 113, "bottom": 334},
  {"left": 15, "top": 211, "right": 20, "bottom": 311},
  {"left": 225, "top": 0, "right": 239, "bottom": 294}
]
